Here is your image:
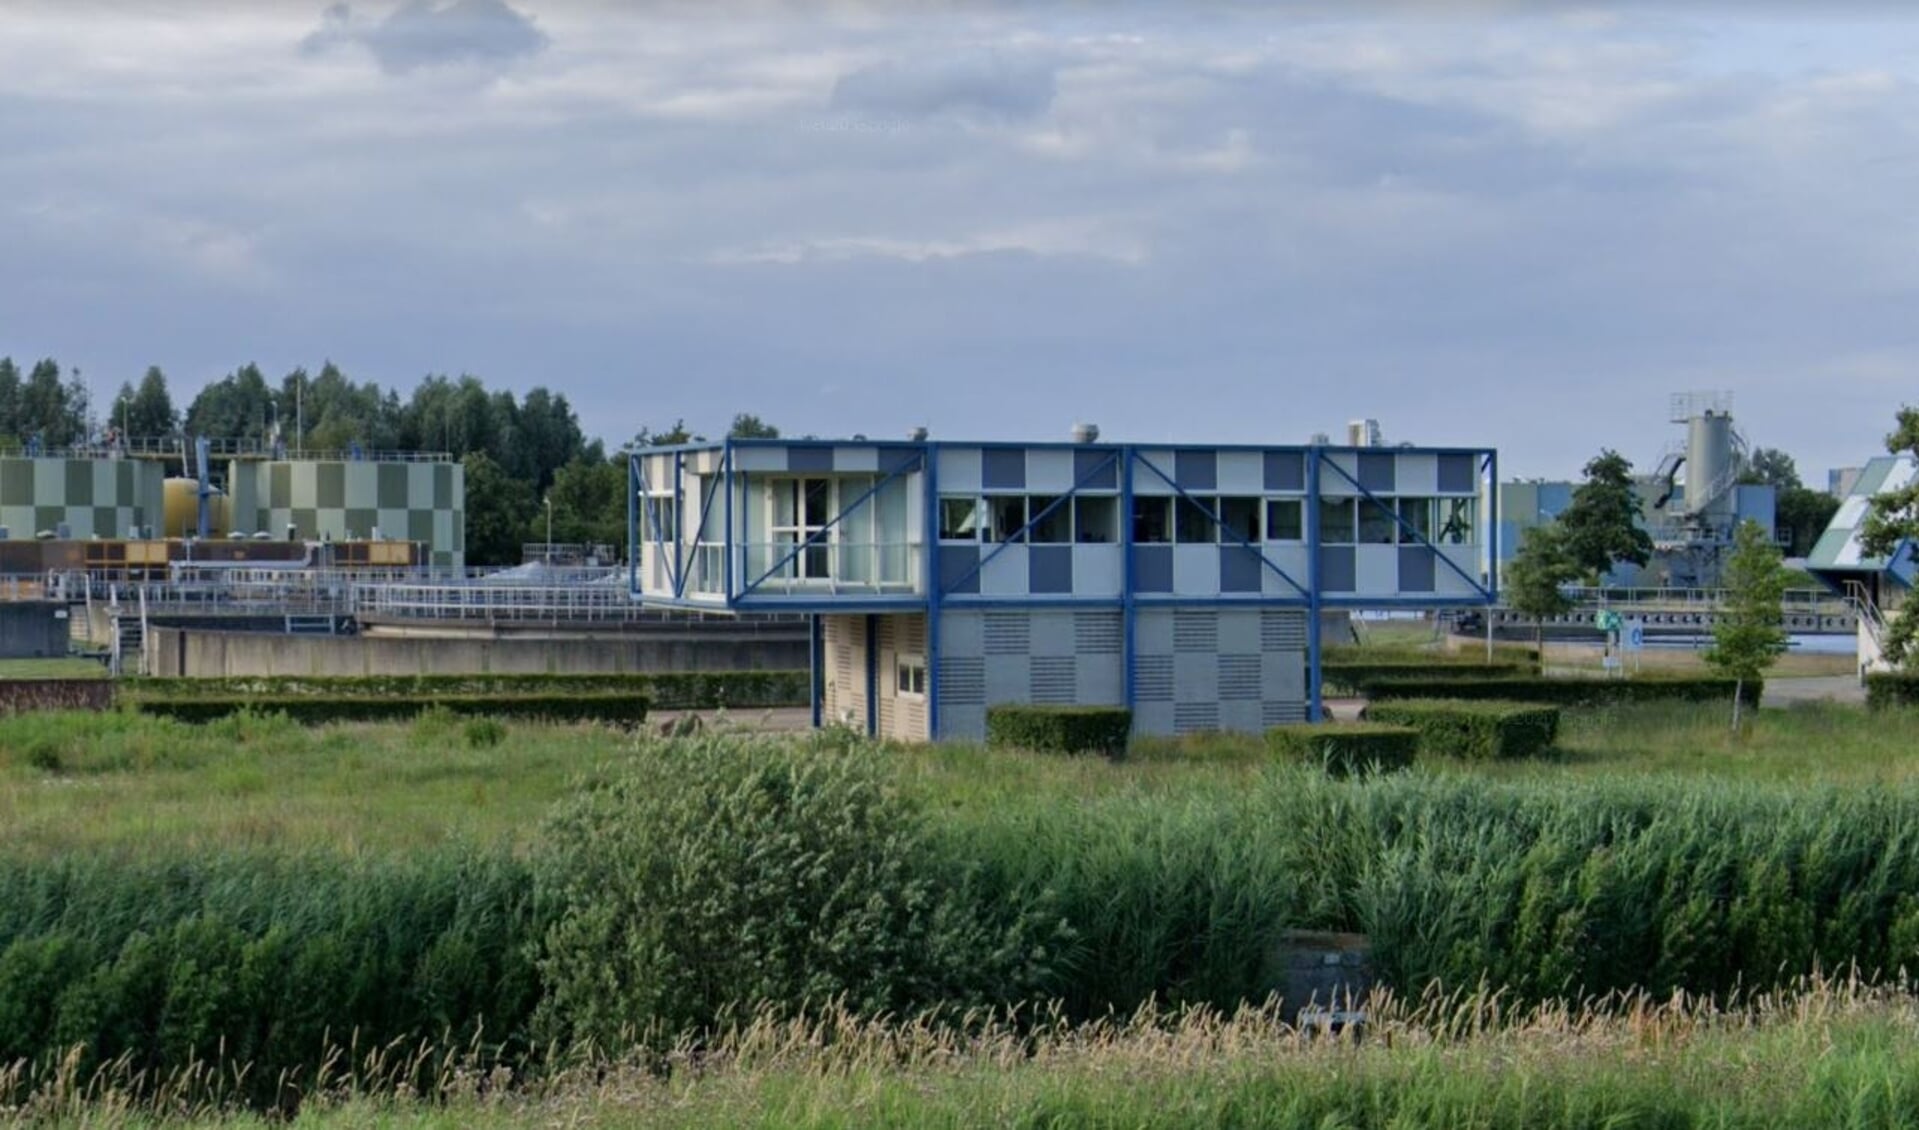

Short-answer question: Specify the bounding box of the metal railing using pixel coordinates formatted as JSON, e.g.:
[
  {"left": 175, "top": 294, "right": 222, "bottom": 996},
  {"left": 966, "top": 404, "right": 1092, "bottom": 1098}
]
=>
[
  {"left": 1561, "top": 585, "right": 1846, "bottom": 612},
  {"left": 0, "top": 437, "right": 452, "bottom": 463},
  {"left": 734, "top": 542, "right": 922, "bottom": 596}
]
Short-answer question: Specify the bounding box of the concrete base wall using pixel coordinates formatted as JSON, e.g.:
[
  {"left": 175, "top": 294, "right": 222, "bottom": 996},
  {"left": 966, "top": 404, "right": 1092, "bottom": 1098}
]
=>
[
  {"left": 0, "top": 603, "right": 73, "bottom": 659},
  {"left": 147, "top": 626, "right": 810, "bottom": 678}
]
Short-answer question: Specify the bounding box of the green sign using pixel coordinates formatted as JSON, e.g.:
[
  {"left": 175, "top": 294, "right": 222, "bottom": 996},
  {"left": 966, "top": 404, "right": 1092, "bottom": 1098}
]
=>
[{"left": 1595, "top": 610, "right": 1622, "bottom": 631}]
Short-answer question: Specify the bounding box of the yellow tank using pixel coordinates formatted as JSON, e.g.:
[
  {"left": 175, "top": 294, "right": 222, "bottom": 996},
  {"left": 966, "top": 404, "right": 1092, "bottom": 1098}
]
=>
[{"left": 163, "top": 479, "right": 231, "bottom": 537}]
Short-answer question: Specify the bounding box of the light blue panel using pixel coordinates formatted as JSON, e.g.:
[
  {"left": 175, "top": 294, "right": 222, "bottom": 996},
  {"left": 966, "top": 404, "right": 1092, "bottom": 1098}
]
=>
[
  {"left": 1396, "top": 454, "right": 1438, "bottom": 495},
  {"left": 834, "top": 446, "right": 879, "bottom": 473},
  {"left": 1321, "top": 453, "right": 1358, "bottom": 495},
  {"left": 1216, "top": 452, "right": 1263, "bottom": 494},
  {"left": 1263, "top": 651, "right": 1305, "bottom": 699},
  {"left": 1218, "top": 609, "right": 1261, "bottom": 654},
  {"left": 33, "top": 460, "right": 60, "bottom": 506},
  {"left": 937, "top": 448, "right": 982, "bottom": 494},
  {"left": 733, "top": 446, "right": 785, "bottom": 473},
  {"left": 1496, "top": 521, "right": 1521, "bottom": 562},
  {"left": 940, "top": 705, "right": 987, "bottom": 741},
  {"left": 984, "top": 655, "right": 1030, "bottom": 704},
  {"left": 1355, "top": 545, "right": 1398, "bottom": 594},
  {"left": 1029, "top": 611, "right": 1079, "bottom": 657},
  {"left": 939, "top": 610, "right": 984, "bottom": 657},
  {"left": 1173, "top": 545, "right": 1221, "bottom": 596},
  {"left": 1133, "top": 450, "right": 1177, "bottom": 495},
  {"left": 1173, "top": 652, "right": 1214, "bottom": 700},
  {"left": 1073, "top": 544, "right": 1123, "bottom": 596},
  {"left": 690, "top": 450, "right": 721, "bottom": 475},
  {"left": 1735, "top": 484, "right": 1775, "bottom": 529},
  {"left": 1262, "top": 545, "right": 1310, "bottom": 595},
  {"left": 92, "top": 462, "right": 117, "bottom": 508},
  {"left": 1133, "top": 702, "right": 1175, "bottom": 736},
  {"left": 408, "top": 467, "right": 433, "bottom": 509},
  {"left": 1539, "top": 483, "right": 1574, "bottom": 517},
  {"left": 375, "top": 508, "right": 409, "bottom": 540},
  {"left": 1026, "top": 449, "right": 1074, "bottom": 493},
  {"left": 1436, "top": 547, "right": 1482, "bottom": 596},
  {"left": 344, "top": 464, "right": 379, "bottom": 510},
  {"left": 1219, "top": 701, "right": 1263, "bottom": 734},
  {"left": 980, "top": 544, "right": 1028, "bottom": 596},
  {"left": 1135, "top": 607, "right": 1174, "bottom": 655},
  {"left": 435, "top": 511, "right": 453, "bottom": 557}
]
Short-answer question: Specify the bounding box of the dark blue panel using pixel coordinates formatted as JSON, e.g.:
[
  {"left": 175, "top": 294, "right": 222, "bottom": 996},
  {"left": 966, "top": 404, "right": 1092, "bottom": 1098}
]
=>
[
  {"left": 1030, "top": 545, "right": 1073, "bottom": 593},
  {"left": 1398, "top": 546, "right": 1436, "bottom": 593},
  {"left": 1264, "top": 451, "right": 1304, "bottom": 491},
  {"left": 1075, "top": 449, "right": 1118, "bottom": 489},
  {"left": 1318, "top": 546, "right": 1355, "bottom": 592},
  {"left": 1437, "top": 453, "right": 1475, "bottom": 493},
  {"left": 1358, "top": 452, "right": 1395, "bottom": 492},
  {"left": 939, "top": 544, "right": 981, "bottom": 595},
  {"left": 983, "top": 449, "right": 1026, "bottom": 490},
  {"left": 1175, "top": 450, "right": 1217, "bottom": 491},
  {"left": 1132, "top": 545, "right": 1173, "bottom": 593},
  {"left": 1220, "top": 545, "right": 1263, "bottom": 593},
  {"left": 878, "top": 447, "right": 919, "bottom": 475},
  {"left": 788, "top": 447, "right": 834, "bottom": 473}
]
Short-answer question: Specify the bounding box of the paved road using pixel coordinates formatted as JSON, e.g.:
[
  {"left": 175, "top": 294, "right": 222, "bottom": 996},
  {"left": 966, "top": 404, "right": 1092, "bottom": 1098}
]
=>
[{"left": 1762, "top": 676, "right": 1865, "bottom": 709}]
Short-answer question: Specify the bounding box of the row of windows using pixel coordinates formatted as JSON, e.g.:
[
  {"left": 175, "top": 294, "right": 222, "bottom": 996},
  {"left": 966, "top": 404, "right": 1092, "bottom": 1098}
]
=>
[{"left": 939, "top": 494, "right": 1476, "bottom": 546}]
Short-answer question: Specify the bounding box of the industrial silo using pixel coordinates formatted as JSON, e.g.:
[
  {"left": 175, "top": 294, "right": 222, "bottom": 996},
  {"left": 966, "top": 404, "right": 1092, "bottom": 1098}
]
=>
[{"left": 0, "top": 455, "right": 166, "bottom": 540}]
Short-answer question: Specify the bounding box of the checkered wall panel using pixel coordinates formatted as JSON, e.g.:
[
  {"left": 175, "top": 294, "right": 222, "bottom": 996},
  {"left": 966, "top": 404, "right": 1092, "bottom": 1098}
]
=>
[
  {"left": 0, "top": 458, "right": 165, "bottom": 540},
  {"left": 228, "top": 460, "right": 464, "bottom": 568}
]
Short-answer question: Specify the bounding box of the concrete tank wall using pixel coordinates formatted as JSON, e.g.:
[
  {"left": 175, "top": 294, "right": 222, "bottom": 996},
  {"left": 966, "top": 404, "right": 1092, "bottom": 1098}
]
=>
[
  {"left": 0, "top": 602, "right": 72, "bottom": 658},
  {"left": 0, "top": 458, "right": 166, "bottom": 540},
  {"left": 146, "top": 626, "right": 808, "bottom": 678}
]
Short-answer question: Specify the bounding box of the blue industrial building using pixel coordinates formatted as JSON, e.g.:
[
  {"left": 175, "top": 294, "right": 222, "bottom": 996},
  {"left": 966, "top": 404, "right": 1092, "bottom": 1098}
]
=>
[{"left": 629, "top": 436, "right": 1497, "bottom": 741}]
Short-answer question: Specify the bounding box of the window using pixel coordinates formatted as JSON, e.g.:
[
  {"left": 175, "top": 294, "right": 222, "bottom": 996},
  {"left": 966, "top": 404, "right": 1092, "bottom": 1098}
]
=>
[
  {"left": 991, "top": 496, "right": 1027, "bottom": 543},
  {"left": 1029, "top": 495, "right": 1071, "bottom": 544},
  {"left": 1265, "top": 499, "right": 1303, "bottom": 542},
  {"left": 1358, "top": 498, "right": 1397, "bottom": 544},
  {"left": 1075, "top": 495, "right": 1118, "bottom": 543},
  {"left": 896, "top": 655, "right": 927, "bottom": 697},
  {"left": 939, "top": 496, "right": 982, "bottom": 541},
  {"left": 1397, "top": 497, "right": 1434, "bottom": 545},
  {"left": 1176, "top": 496, "right": 1217, "bottom": 544},
  {"left": 647, "top": 496, "right": 678, "bottom": 542},
  {"left": 770, "top": 477, "right": 832, "bottom": 579},
  {"left": 1132, "top": 496, "right": 1172, "bottom": 543},
  {"left": 1319, "top": 498, "right": 1355, "bottom": 544},
  {"left": 1218, "top": 496, "right": 1261, "bottom": 544},
  {"left": 1437, "top": 498, "right": 1476, "bottom": 545}
]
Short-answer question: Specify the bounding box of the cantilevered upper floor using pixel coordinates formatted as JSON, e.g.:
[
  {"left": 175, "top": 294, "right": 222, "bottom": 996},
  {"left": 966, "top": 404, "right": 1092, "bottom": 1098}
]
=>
[{"left": 629, "top": 439, "right": 1497, "bottom": 612}]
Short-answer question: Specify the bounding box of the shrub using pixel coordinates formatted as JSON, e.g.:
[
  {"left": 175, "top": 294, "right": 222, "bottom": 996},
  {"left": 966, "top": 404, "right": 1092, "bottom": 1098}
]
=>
[
  {"left": 1361, "top": 699, "right": 1560, "bottom": 760},
  {"left": 463, "top": 717, "right": 507, "bottom": 749},
  {"left": 1322, "top": 661, "right": 1532, "bottom": 695},
  {"left": 1266, "top": 723, "right": 1417, "bottom": 777},
  {"left": 1359, "top": 675, "right": 1760, "bottom": 708},
  {"left": 1865, "top": 673, "right": 1919, "bottom": 711},
  {"left": 532, "top": 732, "right": 1064, "bottom": 1050},
  {"left": 984, "top": 706, "right": 1132, "bottom": 757}
]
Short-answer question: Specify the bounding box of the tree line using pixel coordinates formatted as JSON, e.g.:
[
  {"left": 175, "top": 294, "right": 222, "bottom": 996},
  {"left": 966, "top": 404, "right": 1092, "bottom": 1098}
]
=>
[{"left": 0, "top": 356, "right": 785, "bottom": 567}]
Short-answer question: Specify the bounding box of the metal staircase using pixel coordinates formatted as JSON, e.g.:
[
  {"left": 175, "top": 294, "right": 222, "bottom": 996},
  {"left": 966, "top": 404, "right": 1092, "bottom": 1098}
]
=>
[{"left": 107, "top": 585, "right": 150, "bottom": 677}]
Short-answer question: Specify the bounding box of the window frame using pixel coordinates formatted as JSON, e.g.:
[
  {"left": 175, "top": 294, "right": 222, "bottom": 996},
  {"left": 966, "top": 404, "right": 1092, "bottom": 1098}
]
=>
[{"left": 896, "top": 654, "right": 927, "bottom": 699}]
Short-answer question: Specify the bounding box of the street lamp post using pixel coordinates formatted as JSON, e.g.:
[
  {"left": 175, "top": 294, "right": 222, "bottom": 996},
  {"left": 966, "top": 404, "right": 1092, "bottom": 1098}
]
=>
[{"left": 545, "top": 495, "right": 553, "bottom": 562}]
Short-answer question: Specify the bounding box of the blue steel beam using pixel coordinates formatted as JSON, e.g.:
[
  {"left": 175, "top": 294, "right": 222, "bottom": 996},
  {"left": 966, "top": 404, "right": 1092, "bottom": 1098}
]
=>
[
  {"left": 1131, "top": 452, "right": 1311, "bottom": 597},
  {"left": 1315, "top": 451, "right": 1495, "bottom": 601},
  {"left": 938, "top": 451, "right": 1121, "bottom": 595}
]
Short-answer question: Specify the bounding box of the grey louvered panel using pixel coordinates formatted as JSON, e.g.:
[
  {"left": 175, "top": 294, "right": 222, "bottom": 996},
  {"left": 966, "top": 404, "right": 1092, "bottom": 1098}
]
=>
[
  {"left": 1219, "top": 654, "right": 1262, "bottom": 701},
  {"left": 1174, "top": 702, "right": 1219, "bottom": 733},
  {"left": 1135, "top": 655, "right": 1175, "bottom": 702},
  {"left": 1261, "top": 609, "right": 1307, "bottom": 650},
  {"left": 984, "top": 612, "right": 1031, "bottom": 655},
  {"left": 1031, "top": 656, "right": 1077, "bottom": 703},
  {"left": 940, "top": 657, "right": 986, "bottom": 705},
  {"left": 1173, "top": 609, "right": 1218, "bottom": 653},
  {"left": 1262, "top": 699, "right": 1308, "bottom": 726},
  {"left": 1074, "top": 612, "right": 1122, "bottom": 654}
]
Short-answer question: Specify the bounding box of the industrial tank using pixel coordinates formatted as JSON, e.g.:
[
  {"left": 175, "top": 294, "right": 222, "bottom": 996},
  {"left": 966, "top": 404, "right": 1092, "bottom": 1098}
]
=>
[
  {"left": 162, "top": 478, "right": 233, "bottom": 538},
  {"left": 1684, "top": 409, "right": 1736, "bottom": 517}
]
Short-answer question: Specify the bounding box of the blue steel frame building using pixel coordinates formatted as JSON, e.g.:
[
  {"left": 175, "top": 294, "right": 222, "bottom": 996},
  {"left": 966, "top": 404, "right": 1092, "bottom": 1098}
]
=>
[{"left": 629, "top": 438, "right": 1498, "bottom": 741}]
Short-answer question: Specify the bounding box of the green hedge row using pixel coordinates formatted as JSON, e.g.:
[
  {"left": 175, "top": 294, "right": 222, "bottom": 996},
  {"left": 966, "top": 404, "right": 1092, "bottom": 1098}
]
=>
[
  {"left": 122, "top": 670, "right": 808, "bottom": 710},
  {"left": 1321, "top": 661, "right": 1533, "bottom": 694},
  {"left": 131, "top": 694, "right": 650, "bottom": 726},
  {"left": 1361, "top": 699, "right": 1560, "bottom": 760},
  {"left": 985, "top": 706, "right": 1132, "bottom": 757},
  {"left": 1265, "top": 723, "right": 1418, "bottom": 776},
  {"left": 1360, "top": 675, "right": 1761, "bottom": 708},
  {"left": 1865, "top": 673, "right": 1919, "bottom": 710},
  {"left": 1325, "top": 643, "right": 1541, "bottom": 666}
]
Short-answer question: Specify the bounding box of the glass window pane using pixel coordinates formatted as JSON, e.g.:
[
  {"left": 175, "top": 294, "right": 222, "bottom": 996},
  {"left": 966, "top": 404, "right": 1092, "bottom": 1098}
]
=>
[
  {"left": 1319, "top": 498, "right": 1355, "bottom": 543},
  {"left": 992, "top": 496, "right": 1027, "bottom": 543},
  {"left": 1359, "top": 498, "right": 1396, "bottom": 544},
  {"left": 1218, "top": 497, "right": 1260, "bottom": 544},
  {"left": 1266, "top": 499, "right": 1303, "bottom": 541},
  {"left": 1398, "top": 497, "right": 1434, "bottom": 544},
  {"left": 1439, "top": 498, "right": 1476, "bottom": 544},
  {"left": 1132, "top": 496, "right": 1171, "bottom": 543},
  {"left": 803, "top": 478, "right": 831, "bottom": 526},
  {"left": 1075, "top": 496, "right": 1117, "bottom": 543},
  {"left": 939, "top": 496, "right": 981, "bottom": 540},
  {"left": 1176, "top": 496, "right": 1217, "bottom": 544},
  {"left": 1029, "top": 495, "right": 1070, "bottom": 544}
]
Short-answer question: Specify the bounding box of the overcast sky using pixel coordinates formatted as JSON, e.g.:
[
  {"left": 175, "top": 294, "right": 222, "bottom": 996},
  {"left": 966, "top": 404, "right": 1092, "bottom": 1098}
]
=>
[{"left": 3, "top": 2, "right": 1916, "bottom": 480}]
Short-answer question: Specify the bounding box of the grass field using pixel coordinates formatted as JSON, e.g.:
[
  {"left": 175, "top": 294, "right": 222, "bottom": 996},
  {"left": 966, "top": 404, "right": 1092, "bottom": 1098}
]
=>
[{"left": 0, "top": 657, "right": 106, "bottom": 680}]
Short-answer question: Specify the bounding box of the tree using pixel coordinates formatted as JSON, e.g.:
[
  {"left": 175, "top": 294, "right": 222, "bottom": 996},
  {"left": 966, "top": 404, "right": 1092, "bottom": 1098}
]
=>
[
  {"left": 1505, "top": 524, "right": 1580, "bottom": 653},
  {"left": 1704, "top": 519, "right": 1789, "bottom": 730},
  {"left": 543, "top": 456, "right": 627, "bottom": 554},
  {"left": 1740, "top": 447, "right": 1802, "bottom": 490},
  {"left": 1558, "top": 450, "right": 1653, "bottom": 581},
  {"left": 1775, "top": 486, "right": 1841, "bottom": 558},
  {"left": 123, "top": 367, "right": 179, "bottom": 437},
  {"left": 1859, "top": 405, "right": 1919, "bottom": 668},
  {"left": 185, "top": 363, "right": 277, "bottom": 442},
  {"left": 461, "top": 451, "right": 538, "bottom": 567},
  {"left": 728, "top": 413, "right": 780, "bottom": 439},
  {"left": 20, "top": 359, "right": 85, "bottom": 446},
  {"left": 631, "top": 419, "right": 700, "bottom": 448},
  {"left": 0, "top": 358, "right": 20, "bottom": 443}
]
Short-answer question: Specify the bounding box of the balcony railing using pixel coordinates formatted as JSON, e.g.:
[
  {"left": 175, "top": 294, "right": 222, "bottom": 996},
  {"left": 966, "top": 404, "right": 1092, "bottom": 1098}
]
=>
[{"left": 734, "top": 541, "right": 923, "bottom": 597}]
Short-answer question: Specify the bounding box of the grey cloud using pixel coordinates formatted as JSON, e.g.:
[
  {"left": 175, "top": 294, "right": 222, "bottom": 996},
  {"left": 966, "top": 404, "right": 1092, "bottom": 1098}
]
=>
[
  {"left": 830, "top": 53, "right": 1057, "bottom": 122},
  {"left": 303, "top": 0, "right": 547, "bottom": 74}
]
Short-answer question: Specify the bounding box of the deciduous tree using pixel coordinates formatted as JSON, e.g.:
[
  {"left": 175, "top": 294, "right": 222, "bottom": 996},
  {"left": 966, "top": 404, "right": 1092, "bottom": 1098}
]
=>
[
  {"left": 1559, "top": 450, "right": 1653, "bottom": 581},
  {"left": 1505, "top": 524, "right": 1580, "bottom": 653},
  {"left": 1705, "top": 519, "right": 1789, "bottom": 730}
]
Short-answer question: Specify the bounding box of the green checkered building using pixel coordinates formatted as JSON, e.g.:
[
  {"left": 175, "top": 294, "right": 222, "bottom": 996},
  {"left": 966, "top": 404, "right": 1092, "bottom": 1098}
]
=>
[
  {"left": 0, "top": 458, "right": 167, "bottom": 540},
  {"left": 226, "top": 459, "right": 465, "bottom": 569}
]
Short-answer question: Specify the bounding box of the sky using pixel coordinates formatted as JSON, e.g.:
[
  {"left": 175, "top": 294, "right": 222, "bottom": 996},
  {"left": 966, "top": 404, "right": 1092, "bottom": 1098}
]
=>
[{"left": 2, "top": 2, "right": 1917, "bottom": 481}]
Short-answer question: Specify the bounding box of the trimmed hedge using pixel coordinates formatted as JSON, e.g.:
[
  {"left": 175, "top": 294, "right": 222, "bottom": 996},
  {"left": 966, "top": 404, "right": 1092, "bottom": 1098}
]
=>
[
  {"left": 1361, "top": 699, "right": 1560, "bottom": 760},
  {"left": 122, "top": 670, "right": 807, "bottom": 710},
  {"left": 985, "top": 706, "right": 1132, "bottom": 757},
  {"left": 1266, "top": 723, "right": 1418, "bottom": 777},
  {"left": 1359, "top": 675, "right": 1762, "bottom": 709},
  {"left": 132, "top": 694, "right": 650, "bottom": 727},
  {"left": 1865, "top": 673, "right": 1919, "bottom": 711},
  {"left": 1322, "top": 661, "right": 1533, "bottom": 694}
]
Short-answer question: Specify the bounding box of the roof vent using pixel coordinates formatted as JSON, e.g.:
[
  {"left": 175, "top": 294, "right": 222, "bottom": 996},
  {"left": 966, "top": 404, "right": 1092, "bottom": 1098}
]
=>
[
  {"left": 907, "top": 426, "right": 929, "bottom": 442},
  {"left": 1071, "top": 423, "right": 1100, "bottom": 444}
]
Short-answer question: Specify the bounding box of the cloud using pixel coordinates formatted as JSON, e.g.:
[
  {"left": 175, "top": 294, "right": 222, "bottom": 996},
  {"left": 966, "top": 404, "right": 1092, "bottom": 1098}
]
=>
[
  {"left": 830, "top": 51, "right": 1058, "bottom": 123},
  {"left": 303, "top": 0, "right": 548, "bottom": 74}
]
